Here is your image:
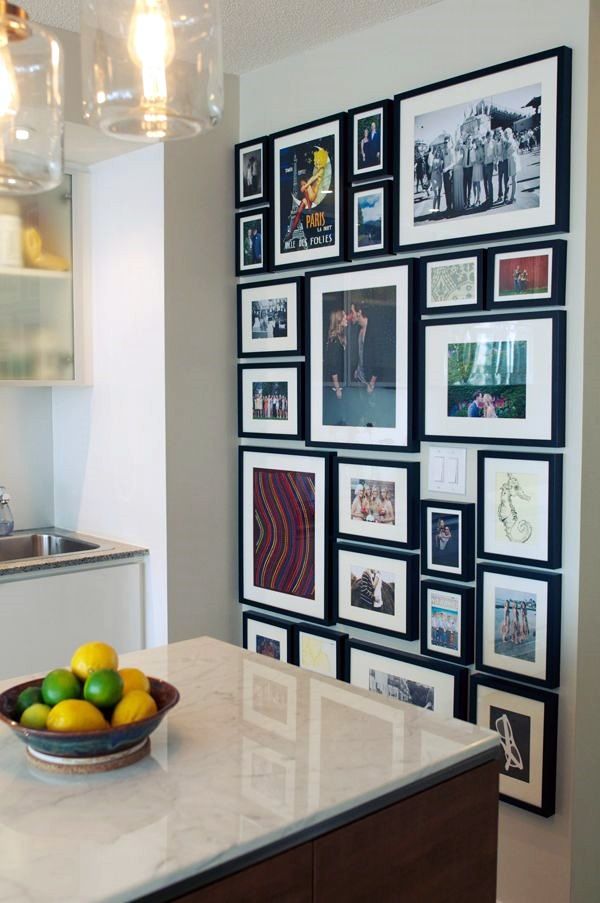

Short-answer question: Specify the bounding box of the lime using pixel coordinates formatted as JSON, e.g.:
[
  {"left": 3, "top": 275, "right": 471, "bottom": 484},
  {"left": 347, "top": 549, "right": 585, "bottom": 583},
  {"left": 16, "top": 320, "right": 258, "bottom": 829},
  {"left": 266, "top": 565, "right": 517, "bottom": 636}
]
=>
[
  {"left": 47, "top": 699, "right": 108, "bottom": 732},
  {"left": 84, "top": 669, "right": 123, "bottom": 708},
  {"left": 119, "top": 668, "right": 150, "bottom": 696},
  {"left": 71, "top": 642, "right": 119, "bottom": 681},
  {"left": 20, "top": 704, "right": 51, "bottom": 730},
  {"left": 111, "top": 690, "right": 157, "bottom": 727},
  {"left": 15, "top": 686, "right": 43, "bottom": 718},
  {"left": 41, "top": 669, "right": 82, "bottom": 707}
]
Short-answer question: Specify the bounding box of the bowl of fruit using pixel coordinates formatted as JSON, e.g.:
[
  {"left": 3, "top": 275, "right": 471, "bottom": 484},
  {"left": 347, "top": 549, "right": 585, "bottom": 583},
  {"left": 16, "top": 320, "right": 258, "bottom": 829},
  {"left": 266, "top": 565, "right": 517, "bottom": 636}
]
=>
[{"left": 0, "top": 642, "right": 179, "bottom": 773}]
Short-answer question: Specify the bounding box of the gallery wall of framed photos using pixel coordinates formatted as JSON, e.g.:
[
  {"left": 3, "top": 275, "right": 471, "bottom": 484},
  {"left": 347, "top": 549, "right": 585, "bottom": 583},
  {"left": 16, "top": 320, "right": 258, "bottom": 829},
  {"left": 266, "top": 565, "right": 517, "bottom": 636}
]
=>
[{"left": 234, "top": 44, "right": 572, "bottom": 820}]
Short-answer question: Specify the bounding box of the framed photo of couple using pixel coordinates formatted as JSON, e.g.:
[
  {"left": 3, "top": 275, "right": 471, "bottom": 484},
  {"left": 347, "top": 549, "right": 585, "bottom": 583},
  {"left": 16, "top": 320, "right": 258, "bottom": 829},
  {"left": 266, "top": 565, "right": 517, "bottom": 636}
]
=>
[
  {"left": 236, "top": 209, "right": 269, "bottom": 276},
  {"left": 235, "top": 136, "right": 269, "bottom": 209},
  {"left": 421, "top": 500, "right": 475, "bottom": 583},
  {"left": 347, "top": 99, "right": 393, "bottom": 183},
  {"left": 237, "top": 277, "right": 303, "bottom": 358},
  {"left": 486, "top": 239, "right": 567, "bottom": 310}
]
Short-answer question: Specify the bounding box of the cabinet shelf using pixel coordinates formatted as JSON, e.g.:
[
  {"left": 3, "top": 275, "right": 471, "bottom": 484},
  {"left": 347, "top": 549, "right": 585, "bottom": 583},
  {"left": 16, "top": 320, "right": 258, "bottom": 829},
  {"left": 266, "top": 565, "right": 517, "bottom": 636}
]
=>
[{"left": 0, "top": 265, "right": 72, "bottom": 280}]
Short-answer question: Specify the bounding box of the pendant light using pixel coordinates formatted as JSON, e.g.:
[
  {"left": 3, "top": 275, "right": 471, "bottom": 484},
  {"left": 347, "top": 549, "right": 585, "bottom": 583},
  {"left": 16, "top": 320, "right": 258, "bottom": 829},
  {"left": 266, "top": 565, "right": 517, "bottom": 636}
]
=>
[{"left": 80, "top": 0, "right": 224, "bottom": 142}]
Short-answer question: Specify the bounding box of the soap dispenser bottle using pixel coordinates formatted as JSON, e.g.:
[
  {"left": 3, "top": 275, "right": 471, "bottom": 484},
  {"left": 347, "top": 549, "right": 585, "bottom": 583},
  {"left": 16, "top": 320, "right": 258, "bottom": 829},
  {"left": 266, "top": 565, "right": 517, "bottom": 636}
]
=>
[{"left": 0, "top": 487, "right": 14, "bottom": 536}]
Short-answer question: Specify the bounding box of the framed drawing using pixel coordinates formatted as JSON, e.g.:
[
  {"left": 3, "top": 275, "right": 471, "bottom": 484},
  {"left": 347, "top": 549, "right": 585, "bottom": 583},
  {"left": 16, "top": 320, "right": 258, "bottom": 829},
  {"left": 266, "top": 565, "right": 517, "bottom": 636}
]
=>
[
  {"left": 418, "top": 249, "right": 485, "bottom": 315},
  {"left": 270, "top": 113, "right": 345, "bottom": 271},
  {"left": 486, "top": 239, "right": 567, "bottom": 309},
  {"left": 307, "top": 259, "right": 416, "bottom": 451},
  {"left": 347, "top": 99, "right": 393, "bottom": 182},
  {"left": 420, "top": 500, "right": 475, "bottom": 583},
  {"left": 237, "top": 277, "right": 303, "bottom": 358},
  {"left": 236, "top": 209, "right": 269, "bottom": 276},
  {"left": 470, "top": 673, "right": 558, "bottom": 817},
  {"left": 476, "top": 564, "right": 561, "bottom": 689},
  {"left": 235, "top": 136, "right": 268, "bottom": 208},
  {"left": 419, "top": 310, "right": 566, "bottom": 446},
  {"left": 395, "top": 46, "right": 572, "bottom": 251},
  {"left": 239, "top": 447, "right": 331, "bottom": 623},
  {"left": 348, "top": 181, "right": 393, "bottom": 259},
  {"left": 243, "top": 610, "right": 295, "bottom": 663},
  {"left": 334, "top": 543, "right": 419, "bottom": 641},
  {"left": 477, "top": 451, "right": 563, "bottom": 568},
  {"left": 347, "top": 639, "right": 468, "bottom": 719},
  {"left": 238, "top": 363, "right": 303, "bottom": 440},
  {"left": 334, "top": 457, "right": 420, "bottom": 550},
  {"left": 420, "top": 580, "right": 474, "bottom": 666},
  {"left": 295, "top": 623, "right": 347, "bottom": 680}
]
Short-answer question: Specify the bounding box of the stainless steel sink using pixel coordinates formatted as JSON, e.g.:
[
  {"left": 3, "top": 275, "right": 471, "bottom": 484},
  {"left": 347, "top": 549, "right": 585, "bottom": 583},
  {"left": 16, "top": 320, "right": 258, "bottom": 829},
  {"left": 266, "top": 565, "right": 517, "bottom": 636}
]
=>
[{"left": 0, "top": 532, "right": 101, "bottom": 563}]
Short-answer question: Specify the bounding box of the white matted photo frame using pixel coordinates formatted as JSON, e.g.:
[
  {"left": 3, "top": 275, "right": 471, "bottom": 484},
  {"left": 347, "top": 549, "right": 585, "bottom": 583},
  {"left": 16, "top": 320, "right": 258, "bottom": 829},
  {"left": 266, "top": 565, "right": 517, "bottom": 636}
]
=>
[
  {"left": 347, "top": 99, "right": 393, "bottom": 182},
  {"left": 294, "top": 623, "right": 347, "bottom": 680},
  {"left": 420, "top": 580, "right": 474, "bottom": 666},
  {"left": 238, "top": 363, "right": 304, "bottom": 440},
  {"left": 420, "top": 500, "right": 475, "bottom": 583},
  {"left": 334, "top": 457, "right": 420, "bottom": 549},
  {"left": 477, "top": 450, "right": 563, "bottom": 568},
  {"left": 485, "top": 239, "right": 567, "bottom": 310},
  {"left": 394, "top": 46, "right": 572, "bottom": 251},
  {"left": 235, "top": 136, "right": 269, "bottom": 208},
  {"left": 470, "top": 673, "right": 558, "bottom": 817},
  {"left": 237, "top": 277, "right": 303, "bottom": 358},
  {"left": 475, "top": 563, "right": 561, "bottom": 689},
  {"left": 236, "top": 209, "right": 269, "bottom": 276},
  {"left": 347, "top": 181, "right": 393, "bottom": 260},
  {"left": 243, "top": 610, "right": 295, "bottom": 664},
  {"left": 418, "top": 249, "right": 485, "bottom": 315},
  {"left": 419, "top": 310, "right": 566, "bottom": 447}
]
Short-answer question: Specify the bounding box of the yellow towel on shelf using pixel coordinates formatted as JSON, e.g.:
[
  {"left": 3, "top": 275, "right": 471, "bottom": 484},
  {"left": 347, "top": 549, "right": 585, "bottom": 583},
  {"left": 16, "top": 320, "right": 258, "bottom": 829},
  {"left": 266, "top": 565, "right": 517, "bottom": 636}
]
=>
[{"left": 23, "top": 226, "right": 70, "bottom": 271}]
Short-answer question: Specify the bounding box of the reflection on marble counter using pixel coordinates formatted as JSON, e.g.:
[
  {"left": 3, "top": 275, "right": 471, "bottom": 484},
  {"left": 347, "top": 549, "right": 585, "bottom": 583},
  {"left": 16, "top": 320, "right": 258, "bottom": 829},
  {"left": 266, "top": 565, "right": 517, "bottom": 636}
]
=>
[{"left": 0, "top": 637, "right": 499, "bottom": 903}]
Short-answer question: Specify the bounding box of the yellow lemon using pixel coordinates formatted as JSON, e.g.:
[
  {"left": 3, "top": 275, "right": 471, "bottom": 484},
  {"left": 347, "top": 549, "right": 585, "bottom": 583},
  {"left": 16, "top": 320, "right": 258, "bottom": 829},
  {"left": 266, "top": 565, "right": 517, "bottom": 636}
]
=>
[
  {"left": 71, "top": 642, "right": 118, "bottom": 681},
  {"left": 111, "top": 690, "right": 157, "bottom": 727},
  {"left": 47, "top": 699, "right": 108, "bottom": 732},
  {"left": 118, "top": 668, "right": 151, "bottom": 696}
]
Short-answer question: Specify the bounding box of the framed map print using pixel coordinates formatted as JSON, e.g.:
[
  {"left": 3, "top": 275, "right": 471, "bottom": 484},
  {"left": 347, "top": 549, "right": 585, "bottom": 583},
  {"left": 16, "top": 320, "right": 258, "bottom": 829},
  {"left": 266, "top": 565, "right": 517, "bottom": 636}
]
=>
[{"left": 419, "top": 249, "right": 485, "bottom": 315}]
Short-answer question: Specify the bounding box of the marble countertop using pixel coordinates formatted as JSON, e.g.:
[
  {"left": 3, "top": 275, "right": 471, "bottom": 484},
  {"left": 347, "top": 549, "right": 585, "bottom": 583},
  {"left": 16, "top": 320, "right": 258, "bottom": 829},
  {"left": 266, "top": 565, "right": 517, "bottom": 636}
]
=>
[
  {"left": 0, "top": 528, "right": 147, "bottom": 577},
  {"left": 0, "top": 637, "right": 499, "bottom": 903}
]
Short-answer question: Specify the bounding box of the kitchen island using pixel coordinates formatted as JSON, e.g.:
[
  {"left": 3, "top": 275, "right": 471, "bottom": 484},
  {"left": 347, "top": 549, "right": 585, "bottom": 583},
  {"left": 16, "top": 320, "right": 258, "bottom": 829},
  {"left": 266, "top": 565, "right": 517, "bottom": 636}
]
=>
[{"left": 0, "top": 637, "right": 500, "bottom": 902}]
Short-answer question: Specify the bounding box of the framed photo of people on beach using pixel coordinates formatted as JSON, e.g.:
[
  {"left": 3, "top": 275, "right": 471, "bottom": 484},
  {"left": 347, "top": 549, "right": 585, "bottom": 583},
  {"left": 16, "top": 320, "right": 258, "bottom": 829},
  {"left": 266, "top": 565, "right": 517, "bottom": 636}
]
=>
[
  {"left": 478, "top": 451, "right": 563, "bottom": 569},
  {"left": 307, "top": 260, "right": 416, "bottom": 451},
  {"left": 270, "top": 113, "right": 345, "bottom": 271},
  {"left": 334, "top": 543, "right": 419, "bottom": 641},
  {"left": 394, "top": 47, "right": 572, "bottom": 251},
  {"left": 419, "top": 311, "right": 566, "bottom": 446},
  {"left": 486, "top": 239, "right": 567, "bottom": 309},
  {"left": 476, "top": 564, "right": 561, "bottom": 690},
  {"left": 419, "top": 249, "right": 485, "bottom": 315},
  {"left": 236, "top": 209, "right": 269, "bottom": 276},
  {"left": 348, "top": 181, "right": 393, "bottom": 260},
  {"left": 420, "top": 580, "right": 474, "bottom": 666},
  {"left": 420, "top": 500, "right": 475, "bottom": 583},
  {"left": 237, "top": 277, "right": 303, "bottom": 358},
  {"left": 347, "top": 99, "right": 393, "bottom": 182},
  {"left": 243, "top": 610, "right": 295, "bottom": 663},
  {"left": 235, "top": 136, "right": 269, "bottom": 208},
  {"left": 294, "top": 623, "right": 347, "bottom": 680},
  {"left": 238, "top": 363, "right": 303, "bottom": 440},
  {"left": 334, "top": 458, "right": 420, "bottom": 549}
]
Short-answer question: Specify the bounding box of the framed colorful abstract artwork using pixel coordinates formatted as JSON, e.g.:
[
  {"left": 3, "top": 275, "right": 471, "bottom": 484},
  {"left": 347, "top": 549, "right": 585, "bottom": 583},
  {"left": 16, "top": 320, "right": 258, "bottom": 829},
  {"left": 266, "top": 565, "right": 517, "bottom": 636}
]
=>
[{"left": 243, "top": 610, "right": 295, "bottom": 663}]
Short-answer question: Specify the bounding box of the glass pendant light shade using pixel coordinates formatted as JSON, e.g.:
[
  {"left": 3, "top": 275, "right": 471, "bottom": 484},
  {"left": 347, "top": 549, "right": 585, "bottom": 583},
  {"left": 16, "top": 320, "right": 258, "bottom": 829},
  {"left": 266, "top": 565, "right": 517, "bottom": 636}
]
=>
[{"left": 80, "top": 0, "right": 224, "bottom": 142}]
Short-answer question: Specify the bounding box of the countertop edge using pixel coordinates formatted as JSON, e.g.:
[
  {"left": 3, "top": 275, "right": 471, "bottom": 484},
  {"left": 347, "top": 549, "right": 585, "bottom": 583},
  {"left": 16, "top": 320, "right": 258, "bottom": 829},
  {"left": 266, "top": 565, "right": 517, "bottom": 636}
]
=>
[{"left": 0, "top": 547, "right": 149, "bottom": 577}]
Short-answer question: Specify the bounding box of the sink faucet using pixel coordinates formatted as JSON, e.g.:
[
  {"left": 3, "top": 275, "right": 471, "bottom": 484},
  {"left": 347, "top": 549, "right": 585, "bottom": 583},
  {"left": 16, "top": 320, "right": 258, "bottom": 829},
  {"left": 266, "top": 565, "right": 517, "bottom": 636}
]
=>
[{"left": 0, "top": 487, "right": 14, "bottom": 536}]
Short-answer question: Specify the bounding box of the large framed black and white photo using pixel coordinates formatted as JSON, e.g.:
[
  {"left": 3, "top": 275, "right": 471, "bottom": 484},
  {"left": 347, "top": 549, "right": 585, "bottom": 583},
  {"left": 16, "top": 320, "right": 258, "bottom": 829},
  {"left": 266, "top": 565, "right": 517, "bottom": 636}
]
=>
[
  {"left": 420, "top": 500, "right": 475, "bottom": 582},
  {"left": 420, "top": 580, "right": 474, "bottom": 666},
  {"left": 307, "top": 260, "right": 415, "bottom": 451},
  {"left": 470, "top": 674, "right": 558, "bottom": 817},
  {"left": 476, "top": 564, "right": 561, "bottom": 689},
  {"left": 239, "top": 447, "right": 331, "bottom": 623},
  {"left": 347, "top": 639, "right": 468, "bottom": 719},
  {"left": 235, "top": 136, "right": 268, "bottom": 208},
  {"left": 270, "top": 113, "right": 345, "bottom": 271},
  {"left": 347, "top": 99, "right": 393, "bottom": 182},
  {"left": 486, "top": 239, "right": 567, "bottom": 310},
  {"left": 478, "top": 451, "right": 563, "bottom": 568},
  {"left": 419, "top": 311, "right": 566, "bottom": 446},
  {"left": 238, "top": 363, "right": 303, "bottom": 440},
  {"left": 243, "top": 610, "right": 295, "bottom": 663},
  {"left": 295, "top": 623, "right": 347, "bottom": 680},
  {"left": 348, "top": 181, "right": 393, "bottom": 259},
  {"left": 419, "top": 249, "right": 485, "bottom": 315},
  {"left": 394, "top": 47, "right": 572, "bottom": 251},
  {"left": 237, "top": 277, "right": 303, "bottom": 358},
  {"left": 334, "top": 458, "right": 419, "bottom": 549},
  {"left": 235, "top": 209, "right": 269, "bottom": 276},
  {"left": 334, "top": 543, "right": 418, "bottom": 641}
]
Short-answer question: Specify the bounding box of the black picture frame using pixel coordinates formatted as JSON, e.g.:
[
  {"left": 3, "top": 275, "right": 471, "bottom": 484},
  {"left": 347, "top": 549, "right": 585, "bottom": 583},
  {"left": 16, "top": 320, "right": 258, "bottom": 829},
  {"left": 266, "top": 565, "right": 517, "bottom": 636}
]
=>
[
  {"left": 394, "top": 46, "right": 572, "bottom": 252},
  {"left": 469, "top": 673, "right": 558, "bottom": 817},
  {"left": 346, "top": 638, "right": 469, "bottom": 719},
  {"left": 235, "top": 136, "right": 269, "bottom": 209},
  {"left": 420, "top": 500, "right": 475, "bottom": 583},
  {"left": 475, "top": 563, "right": 562, "bottom": 689},
  {"left": 294, "top": 623, "right": 348, "bottom": 680},
  {"left": 485, "top": 239, "right": 567, "bottom": 310},
  {"left": 237, "top": 362, "right": 304, "bottom": 440},
  {"left": 420, "top": 579, "right": 474, "bottom": 666},
  {"left": 477, "top": 450, "right": 563, "bottom": 569},
  {"left": 347, "top": 180, "right": 393, "bottom": 260},
  {"left": 237, "top": 276, "right": 304, "bottom": 359},
  {"left": 418, "top": 248, "right": 485, "bottom": 316},
  {"left": 235, "top": 209, "right": 270, "bottom": 277},
  {"left": 242, "top": 609, "right": 296, "bottom": 664},
  {"left": 347, "top": 98, "right": 393, "bottom": 183}
]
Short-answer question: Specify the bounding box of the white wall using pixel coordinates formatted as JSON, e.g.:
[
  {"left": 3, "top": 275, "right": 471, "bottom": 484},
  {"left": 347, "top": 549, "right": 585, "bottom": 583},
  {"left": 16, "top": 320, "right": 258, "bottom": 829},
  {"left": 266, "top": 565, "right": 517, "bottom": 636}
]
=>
[{"left": 240, "top": 2, "right": 591, "bottom": 901}]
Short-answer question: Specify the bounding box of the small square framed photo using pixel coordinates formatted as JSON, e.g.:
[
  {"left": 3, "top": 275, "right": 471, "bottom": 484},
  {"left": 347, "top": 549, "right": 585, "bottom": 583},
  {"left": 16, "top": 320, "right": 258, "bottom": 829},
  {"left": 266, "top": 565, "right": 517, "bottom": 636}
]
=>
[
  {"left": 236, "top": 209, "right": 269, "bottom": 276},
  {"left": 477, "top": 451, "right": 563, "bottom": 569},
  {"left": 237, "top": 277, "right": 303, "bottom": 359},
  {"left": 476, "top": 564, "right": 561, "bottom": 689},
  {"left": 334, "top": 458, "right": 419, "bottom": 550},
  {"left": 470, "top": 674, "right": 558, "bottom": 817},
  {"left": 295, "top": 623, "right": 347, "bottom": 680},
  {"left": 348, "top": 181, "right": 393, "bottom": 259},
  {"left": 238, "top": 363, "right": 303, "bottom": 440},
  {"left": 334, "top": 543, "right": 419, "bottom": 640},
  {"left": 235, "top": 136, "right": 269, "bottom": 208},
  {"left": 347, "top": 639, "right": 468, "bottom": 719},
  {"left": 486, "top": 239, "right": 567, "bottom": 310},
  {"left": 243, "top": 610, "right": 295, "bottom": 663},
  {"left": 419, "top": 249, "right": 485, "bottom": 315},
  {"left": 347, "top": 99, "right": 393, "bottom": 182},
  {"left": 421, "top": 500, "right": 475, "bottom": 582},
  {"left": 420, "top": 580, "right": 474, "bottom": 666}
]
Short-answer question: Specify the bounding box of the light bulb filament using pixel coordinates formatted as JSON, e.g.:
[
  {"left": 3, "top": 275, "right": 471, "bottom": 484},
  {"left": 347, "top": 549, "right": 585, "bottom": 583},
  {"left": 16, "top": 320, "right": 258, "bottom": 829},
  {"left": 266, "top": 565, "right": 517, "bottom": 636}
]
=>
[
  {"left": 0, "top": 28, "right": 19, "bottom": 123},
  {"left": 128, "top": 0, "right": 175, "bottom": 128}
]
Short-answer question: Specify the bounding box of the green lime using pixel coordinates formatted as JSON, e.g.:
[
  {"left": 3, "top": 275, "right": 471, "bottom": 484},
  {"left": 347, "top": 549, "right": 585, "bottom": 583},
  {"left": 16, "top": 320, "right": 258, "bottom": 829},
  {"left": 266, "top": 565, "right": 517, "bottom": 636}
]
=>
[
  {"left": 41, "top": 669, "right": 82, "bottom": 706},
  {"left": 15, "top": 686, "right": 43, "bottom": 718},
  {"left": 83, "top": 669, "right": 123, "bottom": 708},
  {"left": 20, "top": 704, "right": 52, "bottom": 730}
]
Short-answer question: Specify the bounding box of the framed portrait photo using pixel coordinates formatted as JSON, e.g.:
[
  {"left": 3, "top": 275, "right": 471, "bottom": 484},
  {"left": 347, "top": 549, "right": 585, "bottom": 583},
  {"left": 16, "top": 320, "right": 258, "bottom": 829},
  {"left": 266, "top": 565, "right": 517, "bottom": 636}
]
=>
[
  {"left": 307, "top": 259, "right": 416, "bottom": 451},
  {"left": 395, "top": 46, "right": 572, "bottom": 251},
  {"left": 419, "top": 249, "right": 485, "bottom": 315},
  {"left": 334, "top": 457, "right": 419, "bottom": 549},
  {"left": 239, "top": 447, "right": 331, "bottom": 623},
  {"left": 270, "top": 113, "right": 345, "bottom": 271},
  {"left": 243, "top": 610, "right": 295, "bottom": 663},
  {"left": 477, "top": 451, "right": 563, "bottom": 568},
  {"left": 419, "top": 311, "right": 566, "bottom": 446},
  {"left": 347, "top": 99, "right": 393, "bottom": 182},
  {"left": 295, "top": 623, "right": 347, "bottom": 680},
  {"left": 236, "top": 209, "right": 269, "bottom": 276},
  {"left": 486, "top": 239, "right": 567, "bottom": 310},
  {"left": 237, "top": 277, "right": 303, "bottom": 358},
  {"left": 348, "top": 181, "right": 393, "bottom": 260},
  {"left": 420, "top": 580, "right": 474, "bottom": 666},
  {"left": 421, "top": 500, "right": 475, "bottom": 583},
  {"left": 347, "top": 639, "right": 468, "bottom": 719},
  {"left": 235, "top": 136, "right": 268, "bottom": 208},
  {"left": 238, "top": 363, "right": 303, "bottom": 440},
  {"left": 334, "top": 543, "right": 419, "bottom": 641},
  {"left": 470, "top": 674, "right": 558, "bottom": 817},
  {"left": 476, "top": 564, "right": 561, "bottom": 689}
]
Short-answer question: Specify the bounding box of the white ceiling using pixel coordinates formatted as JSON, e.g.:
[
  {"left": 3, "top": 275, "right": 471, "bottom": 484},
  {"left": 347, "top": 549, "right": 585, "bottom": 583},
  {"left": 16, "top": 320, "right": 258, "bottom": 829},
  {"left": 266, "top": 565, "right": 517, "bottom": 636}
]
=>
[{"left": 19, "top": 0, "right": 441, "bottom": 75}]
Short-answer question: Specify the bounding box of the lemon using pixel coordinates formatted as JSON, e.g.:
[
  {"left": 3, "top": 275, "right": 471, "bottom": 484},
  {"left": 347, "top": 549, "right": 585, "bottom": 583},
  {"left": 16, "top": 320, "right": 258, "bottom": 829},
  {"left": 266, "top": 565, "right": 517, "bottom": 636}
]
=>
[
  {"left": 47, "top": 700, "right": 108, "bottom": 732},
  {"left": 15, "top": 686, "right": 44, "bottom": 718},
  {"left": 71, "top": 642, "right": 119, "bottom": 681},
  {"left": 41, "top": 669, "right": 82, "bottom": 707},
  {"left": 118, "top": 668, "right": 150, "bottom": 696},
  {"left": 84, "top": 670, "right": 123, "bottom": 708},
  {"left": 20, "top": 704, "right": 51, "bottom": 730},
  {"left": 111, "top": 690, "right": 157, "bottom": 727}
]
